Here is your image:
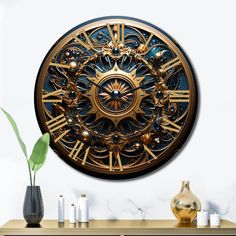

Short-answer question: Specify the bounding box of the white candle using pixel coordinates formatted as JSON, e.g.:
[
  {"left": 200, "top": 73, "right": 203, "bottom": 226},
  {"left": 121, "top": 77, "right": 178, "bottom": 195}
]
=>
[
  {"left": 197, "top": 211, "right": 208, "bottom": 227},
  {"left": 58, "top": 195, "right": 65, "bottom": 223},
  {"left": 210, "top": 213, "right": 220, "bottom": 227},
  {"left": 69, "top": 204, "right": 77, "bottom": 224}
]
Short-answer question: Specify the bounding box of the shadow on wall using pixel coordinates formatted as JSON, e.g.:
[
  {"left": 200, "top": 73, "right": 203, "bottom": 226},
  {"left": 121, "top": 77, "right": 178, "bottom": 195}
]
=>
[
  {"left": 205, "top": 182, "right": 236, "bottom": 221},
  {"left": 205, "top": 201, "right": 220, "bottom": 214}
]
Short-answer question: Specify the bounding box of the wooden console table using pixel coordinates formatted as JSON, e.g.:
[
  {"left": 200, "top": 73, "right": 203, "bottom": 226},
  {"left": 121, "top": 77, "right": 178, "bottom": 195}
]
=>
[{"left": 1, "top": 219, "right": 236, "bottom": 235}]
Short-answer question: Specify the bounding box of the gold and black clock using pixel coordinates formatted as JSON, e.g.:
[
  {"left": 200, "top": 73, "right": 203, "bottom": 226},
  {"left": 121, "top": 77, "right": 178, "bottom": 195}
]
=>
[{"left": 35, "top": 16, "right": 198, "bottom": 179}]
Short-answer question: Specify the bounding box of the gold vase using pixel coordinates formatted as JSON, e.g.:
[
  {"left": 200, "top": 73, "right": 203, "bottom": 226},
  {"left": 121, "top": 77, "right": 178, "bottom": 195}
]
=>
[{"left": 171, "top": 181, "right": 201, "bottom": 224}]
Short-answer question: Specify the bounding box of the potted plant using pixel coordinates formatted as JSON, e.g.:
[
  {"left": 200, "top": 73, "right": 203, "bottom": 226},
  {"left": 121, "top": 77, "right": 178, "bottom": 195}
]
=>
[{"left": 1, "top": 108, "right": 50, "bottom": 226}]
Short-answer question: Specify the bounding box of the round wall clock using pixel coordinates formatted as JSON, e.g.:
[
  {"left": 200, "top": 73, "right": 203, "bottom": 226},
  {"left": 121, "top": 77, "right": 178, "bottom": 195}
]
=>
[{"left": 35, "top": 16, "right": 198, "bottom": 179}]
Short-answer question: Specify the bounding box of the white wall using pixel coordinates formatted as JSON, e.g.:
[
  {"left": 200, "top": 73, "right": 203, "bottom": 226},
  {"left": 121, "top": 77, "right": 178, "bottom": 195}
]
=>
[{"left": 1, "top": 0, "right": 236, "bottom": 226}]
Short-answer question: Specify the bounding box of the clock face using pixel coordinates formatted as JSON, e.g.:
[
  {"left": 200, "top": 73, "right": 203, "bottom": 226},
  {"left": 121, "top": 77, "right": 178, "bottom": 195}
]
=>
[{"left": 35, "top": 16, "right": 198, "bottom": 179}]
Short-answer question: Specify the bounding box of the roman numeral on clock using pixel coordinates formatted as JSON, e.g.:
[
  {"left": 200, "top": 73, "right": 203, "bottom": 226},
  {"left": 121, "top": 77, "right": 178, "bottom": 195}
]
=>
[
  {"left": 46, "top": 113, "right": 68, "bottom": 134},
  {"left": 69, "top": 140, "right": 85, "bottom": 160},
  {"left": 42, "top": 89, "right": 64, "bottom": 103},
  {"left": 109, "top": 151, "right": 123, "bottom": 171},
  {"left": 73, "top": 30, "right": 94, "bottom": 50},
  {"left": 106, "top": 23, "right": 125, "bottom": 45},
  {"left": 169, "top": 90, "right": 190, "bottom": 103},
  {"left": 54, "top": 129, "right": 70, "bottom": 143},
  {"left": 69, "top": 140, "right": 90, "bottom": 163},
  {"left": 82, "top": 147, "right": 90, "bottom": 165},
  {"left": 160, "top": 57, "right": 182, "bottom": 73},
  {"left": 49, "top": 62, "right": 71, "bottom": 69},
  {"left": 143, "top": 144, "right": 158, "bottom": 160},
  {"left": 144, "top": 33, "right": 153, "bottom": 48},
  {"left": 161, "top": 117, "right": 181, "bottom": 133},
  {"left": 109, "top": 151, "right": 113, "bottom": 171}
]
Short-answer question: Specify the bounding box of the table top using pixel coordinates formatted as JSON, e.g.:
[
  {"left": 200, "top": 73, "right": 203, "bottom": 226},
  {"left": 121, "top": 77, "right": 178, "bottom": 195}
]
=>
[
  {"left": 1, "top": 219, "right": 236, "bottom": 235},
  {"left": 1, "top": 219, "right": 236, "bottom": 229}
]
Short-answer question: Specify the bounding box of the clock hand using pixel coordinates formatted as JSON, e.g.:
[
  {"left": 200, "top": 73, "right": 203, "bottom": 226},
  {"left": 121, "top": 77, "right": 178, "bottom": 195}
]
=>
[
  {"left": 119, "top": 82, "right": 153, "bottom": 97},
  {"left": 86, "top": 77, "right": 112, "bottom": 96},
  {"left": 119, "top": 87, "right": 140, "bottom": 97}
]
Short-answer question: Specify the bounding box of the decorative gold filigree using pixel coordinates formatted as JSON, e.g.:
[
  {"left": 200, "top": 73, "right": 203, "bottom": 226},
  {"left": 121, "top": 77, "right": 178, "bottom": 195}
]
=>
[{"left": 102, "top": 42, "right": 132, "bottom": 59}]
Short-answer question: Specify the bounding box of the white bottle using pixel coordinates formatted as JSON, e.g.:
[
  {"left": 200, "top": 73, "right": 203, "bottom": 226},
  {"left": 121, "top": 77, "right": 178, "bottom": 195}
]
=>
[
  {"left": 69, "top": 204, "right": 77, "bottom": 224},
  {"left": 78, "top": 194, "right": 89, "bottom": 222},
  {"left": 58, "top": 195, "right": 65, "bottom": 223}
]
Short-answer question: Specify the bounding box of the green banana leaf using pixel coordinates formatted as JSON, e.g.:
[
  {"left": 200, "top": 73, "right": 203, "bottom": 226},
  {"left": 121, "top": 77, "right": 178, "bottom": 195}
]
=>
[
  {"left": 29, "top": 133, "right": 50, "bottom": 172},
  {"left": 1, "top": 108, "right": 27, "bottom": 157}
]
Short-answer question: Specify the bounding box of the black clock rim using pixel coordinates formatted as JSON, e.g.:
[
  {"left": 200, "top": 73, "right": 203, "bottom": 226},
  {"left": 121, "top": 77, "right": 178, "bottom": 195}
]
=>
[{"left": 34, "top": 16, "right": 199, "bottom": 180}]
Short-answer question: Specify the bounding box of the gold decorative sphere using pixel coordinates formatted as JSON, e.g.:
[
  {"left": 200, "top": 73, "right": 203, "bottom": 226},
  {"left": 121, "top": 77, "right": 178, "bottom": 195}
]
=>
[
  {"left": 155, "top": 51, "right": 163, "bottom": 59},
  {"left": 133, "top": 142, "right": 141, "bottom": 149},
  {"left": 69, "top": 61, "right": 77, "bottom": 70},
  {"left": 81, "top": 130, "right": 91, "bottom": 142},
  {"left": 67, "top": 118, "right": 73, "bottom": 124}
]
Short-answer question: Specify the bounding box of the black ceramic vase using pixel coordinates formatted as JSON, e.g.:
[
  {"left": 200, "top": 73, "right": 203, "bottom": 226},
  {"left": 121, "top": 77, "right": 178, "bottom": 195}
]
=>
[{"left": 23, "top": 186, "right": 44, "bottom": 225}]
